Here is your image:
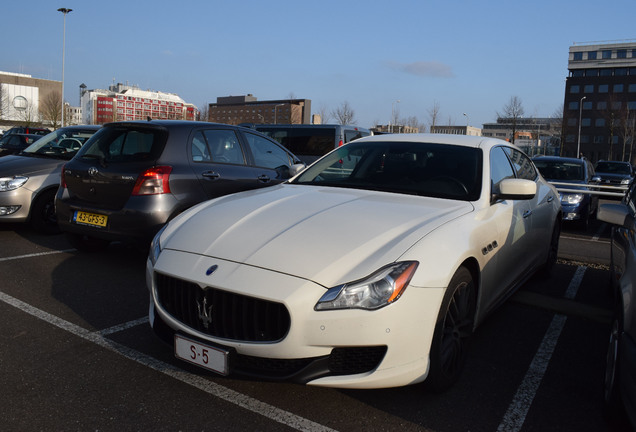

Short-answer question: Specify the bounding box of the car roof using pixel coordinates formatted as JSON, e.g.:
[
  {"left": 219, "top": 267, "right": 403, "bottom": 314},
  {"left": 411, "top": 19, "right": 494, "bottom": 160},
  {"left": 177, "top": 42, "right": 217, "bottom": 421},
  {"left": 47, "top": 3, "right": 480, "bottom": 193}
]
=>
[
  {"left": 352, "top": 133, "right": 513, "bottom": 150},
  {"left": 103, "top": 120, "right": 229, "bottom": 129},
  {"left": 533, "top": 156, "right": 585, "bottom": 164}
]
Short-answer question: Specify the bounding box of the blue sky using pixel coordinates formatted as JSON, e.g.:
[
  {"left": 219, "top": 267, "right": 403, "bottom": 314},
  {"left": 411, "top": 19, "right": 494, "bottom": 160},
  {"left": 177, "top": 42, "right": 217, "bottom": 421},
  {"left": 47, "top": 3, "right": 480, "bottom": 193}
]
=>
[{"left": 2, "top": 0, "right": 636, "bottom": 129}]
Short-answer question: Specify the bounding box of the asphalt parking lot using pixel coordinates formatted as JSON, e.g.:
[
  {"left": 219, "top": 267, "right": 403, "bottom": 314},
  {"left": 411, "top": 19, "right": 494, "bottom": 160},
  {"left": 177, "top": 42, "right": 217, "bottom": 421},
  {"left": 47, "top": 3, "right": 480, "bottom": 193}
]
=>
[{"left": 0, "top": 219, "right": 632, "bottom": 432}]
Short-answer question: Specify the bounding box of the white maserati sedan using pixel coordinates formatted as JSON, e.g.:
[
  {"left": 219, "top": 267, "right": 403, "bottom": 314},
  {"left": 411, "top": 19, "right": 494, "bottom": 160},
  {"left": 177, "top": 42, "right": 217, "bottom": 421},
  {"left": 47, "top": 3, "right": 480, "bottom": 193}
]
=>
[{"left": 146, "top": 134, "right": 562, "bottom": 391}]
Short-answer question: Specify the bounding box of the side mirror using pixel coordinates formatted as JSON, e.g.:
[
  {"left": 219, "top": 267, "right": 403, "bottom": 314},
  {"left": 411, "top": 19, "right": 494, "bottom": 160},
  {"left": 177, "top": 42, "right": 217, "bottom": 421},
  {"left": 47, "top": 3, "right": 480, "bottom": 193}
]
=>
[
  {"left": 289, "top": 163, "right": 306, "bottom": 177},
  {"left": 597, "top": 203, "right": 631, "bottom": 227},
  {"left": 497, "top": 178, "right": 537, "bottom": 201}
]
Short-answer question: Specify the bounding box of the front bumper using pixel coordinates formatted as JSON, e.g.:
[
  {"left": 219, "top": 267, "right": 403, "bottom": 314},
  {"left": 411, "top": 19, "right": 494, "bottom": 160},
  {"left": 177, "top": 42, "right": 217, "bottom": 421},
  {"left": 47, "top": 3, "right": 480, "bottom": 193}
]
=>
[
  {"left": 0, "top": 187, "right": 36, "bottom": 222},
  {"left": 147, "top": 249, "right": 445, "bottom": 389}
]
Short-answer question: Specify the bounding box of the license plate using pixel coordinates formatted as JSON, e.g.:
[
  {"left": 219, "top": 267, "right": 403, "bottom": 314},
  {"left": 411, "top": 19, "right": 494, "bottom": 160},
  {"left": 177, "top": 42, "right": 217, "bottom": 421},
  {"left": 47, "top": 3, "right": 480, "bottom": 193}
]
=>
[
  {"left": 73, "top": 211, "right": 108, "bottom": 228},
  {"left": 174, "top": 334, "right": 229, "bottom": 375}
]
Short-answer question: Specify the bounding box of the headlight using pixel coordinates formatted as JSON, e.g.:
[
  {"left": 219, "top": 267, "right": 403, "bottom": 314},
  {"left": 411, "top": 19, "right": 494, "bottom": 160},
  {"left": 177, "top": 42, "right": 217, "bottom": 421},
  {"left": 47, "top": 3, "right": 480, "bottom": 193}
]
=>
[
  {"left": 0, "top": 176, "right": 28, "bottom": 191},
  {"left": 621, "top": 178, "right": 631, "bottom": 185},
  {"left": 561, "top": 193, "right": 584, "bottom": 204},
  {"left": 315, "top": 261, "right": 418, "bottom": 311},
  {"left": 148, "top": 224, "right": 167, "bottom": 266}
]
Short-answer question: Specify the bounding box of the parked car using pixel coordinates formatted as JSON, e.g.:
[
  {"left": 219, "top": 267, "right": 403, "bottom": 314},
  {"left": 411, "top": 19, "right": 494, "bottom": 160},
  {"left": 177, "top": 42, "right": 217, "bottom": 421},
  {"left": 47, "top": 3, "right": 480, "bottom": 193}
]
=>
[
  {"left": 0, "top": 133, "right": 43, "bottom": 157},
  {"left": 2, "top": 126, "right": 51, "bottom": 136},
  {"left": 533, "top": 156, "right": 600, "bottom": 227},
  {"left": 56, "top": 120, "right": 305, "bottom": 251},
  {"left": 594, "top": 160, "right": 634, "bottom": 200},
  {"left": 596, "top": 188, "right": 636, "bottom": 430},
  {"left": 241, "top": 123, "right": 372, "bottom": 164},
  {"left": 146, "top": 134, "right": 562, "bottom": 390},
  {"left": 0, "top": 125, "right": 100, "bottom": 233}
]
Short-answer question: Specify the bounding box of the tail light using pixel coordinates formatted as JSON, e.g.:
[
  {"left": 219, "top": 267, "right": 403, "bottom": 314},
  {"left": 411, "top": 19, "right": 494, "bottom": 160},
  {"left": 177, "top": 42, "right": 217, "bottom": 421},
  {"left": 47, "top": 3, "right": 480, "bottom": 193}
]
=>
[
  {"left": 132, "top": 166, "right": 172, "bottom": 196},
  {"left": 60, "top": 164, "right": 67, "bottom": 188},
  {"left": 338, "top": 140, "right": 344, "bottom": 147}
]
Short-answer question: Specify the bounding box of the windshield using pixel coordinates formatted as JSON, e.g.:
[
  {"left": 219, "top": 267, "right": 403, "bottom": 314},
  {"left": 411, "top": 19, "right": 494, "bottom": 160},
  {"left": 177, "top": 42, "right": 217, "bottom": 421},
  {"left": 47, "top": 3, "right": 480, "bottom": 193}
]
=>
[
  {"left": 534, "top": 160, "right": 584, "bottom": 181},
  {"left": 595, "top": 161, "right": 632, "bottom": 175},
  {"left": 22, "top": 127, "right": 99, "bottom": 160},
  {"left": 291, "top": 141, "right": 483, "bottom": 201}
]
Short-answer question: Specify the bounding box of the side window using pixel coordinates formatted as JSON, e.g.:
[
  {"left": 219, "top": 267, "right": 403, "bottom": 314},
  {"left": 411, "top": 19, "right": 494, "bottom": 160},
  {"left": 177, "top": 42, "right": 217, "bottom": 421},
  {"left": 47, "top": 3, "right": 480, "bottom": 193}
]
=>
[
  {"left": 201, "top": 129, "right": 245, "bottom": 165},
  {"left": 503, "top": 147, "right": 537, "bottom": 180},
  {"left": 191, "top": 131, "right": 211, "bottom": 162},
  {"left": 344, "top": 129, "right": 364, "bottom": 143},
  {"left": 490, "top": 147, "right": 515, "bottom": 195},
  {"left": 244, "top": 132, "right": 292, "bottom": 169}
]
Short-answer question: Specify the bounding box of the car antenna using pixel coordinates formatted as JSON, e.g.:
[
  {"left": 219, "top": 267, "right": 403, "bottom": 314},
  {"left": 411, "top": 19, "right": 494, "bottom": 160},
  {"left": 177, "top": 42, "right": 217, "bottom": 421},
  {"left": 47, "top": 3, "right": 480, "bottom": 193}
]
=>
[{"left": 147, "top": 117, "right": 152, "bottom": 122}]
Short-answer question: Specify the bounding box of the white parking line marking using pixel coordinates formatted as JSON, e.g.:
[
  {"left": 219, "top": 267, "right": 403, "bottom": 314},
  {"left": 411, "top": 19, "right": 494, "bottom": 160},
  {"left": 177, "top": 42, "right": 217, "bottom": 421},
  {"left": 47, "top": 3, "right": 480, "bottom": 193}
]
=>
[
  {"left": 0, "top": 291, "right": 337, "bottom": 432},
  {"left": 98, "top": 317, "right": 148, "bottom": 336},
  {"left": 0, "top": 249, "right": 75, "bottom": 262},
  {"left": 497, "top": 266, "right": 586, "bottom": 432}
]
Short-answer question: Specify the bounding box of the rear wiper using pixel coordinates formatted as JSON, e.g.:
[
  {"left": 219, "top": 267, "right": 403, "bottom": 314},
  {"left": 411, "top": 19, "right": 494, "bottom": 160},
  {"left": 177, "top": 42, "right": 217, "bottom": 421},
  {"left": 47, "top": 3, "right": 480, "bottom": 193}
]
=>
[{"left": 81, "top": 153, "right": 107, "bottom": 168}]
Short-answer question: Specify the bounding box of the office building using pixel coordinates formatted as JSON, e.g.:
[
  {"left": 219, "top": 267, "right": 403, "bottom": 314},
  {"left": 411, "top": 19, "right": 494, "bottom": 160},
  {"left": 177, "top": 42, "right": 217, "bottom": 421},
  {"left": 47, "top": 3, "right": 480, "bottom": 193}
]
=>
[
  {"left": 564, "top": 41, "right": 636, "bottom": 163},
  {"left": 208, "top": 95, "right": 311, "bottom": 125}
]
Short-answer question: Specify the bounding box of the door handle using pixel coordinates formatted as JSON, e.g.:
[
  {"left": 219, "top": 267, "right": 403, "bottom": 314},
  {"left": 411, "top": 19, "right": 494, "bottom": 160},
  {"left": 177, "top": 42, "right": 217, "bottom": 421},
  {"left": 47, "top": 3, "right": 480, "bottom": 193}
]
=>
[
  {"left": 202, "top": 171, "right": 220, "bottom": 179},
  {"left": 547, "top": 195, "right": 554, "bottom": 203},
  {"left": 523, "top": 210, "right": 532, "bottom": 218},
  {"left": 257, "top": 175, "right": 271, "bottom": 183}
]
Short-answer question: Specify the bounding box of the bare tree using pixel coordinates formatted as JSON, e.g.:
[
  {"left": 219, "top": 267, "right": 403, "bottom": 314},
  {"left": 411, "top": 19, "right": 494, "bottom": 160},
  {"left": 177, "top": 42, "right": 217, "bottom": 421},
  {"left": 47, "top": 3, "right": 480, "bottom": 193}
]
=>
[
  {"left": 618, "top": 106, "right": 636, "bottom": 162},
  {"left": 331, "top": 101, "right": 356, "bottom": 125},
  {"left": 497, "top": 96, "right": 525, "bottom": 143},
  {"left": 427, "top": 100, "right": 441, "bottom": 132},
  {"left": 40, "top": 91, "right": 62, "bottom": 129},
  {"left": 315, "top": 105, "right": 331, "bottom": 124},
  {"left": 197, "top": 103, "right": 210, "bottom": 122},
  {"left": 404, "top": 116, "right": 424, "bottom": 132}
]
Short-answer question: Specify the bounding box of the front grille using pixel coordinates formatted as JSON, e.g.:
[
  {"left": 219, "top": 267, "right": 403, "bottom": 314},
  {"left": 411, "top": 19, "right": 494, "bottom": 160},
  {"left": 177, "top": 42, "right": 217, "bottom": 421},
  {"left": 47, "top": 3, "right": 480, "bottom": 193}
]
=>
[
  {"left": 329, "top": 346, "right": 387, "bottom": 375},
  {"left": 155, "top": 273, "right": 291, "bottom": 342}
]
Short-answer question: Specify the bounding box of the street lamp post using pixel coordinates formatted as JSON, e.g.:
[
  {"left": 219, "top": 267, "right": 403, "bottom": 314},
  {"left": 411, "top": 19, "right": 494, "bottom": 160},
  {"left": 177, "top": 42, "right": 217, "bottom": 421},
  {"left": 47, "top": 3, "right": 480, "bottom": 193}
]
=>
[
  {"left": 463, "top": 112, "right": 469, "bottom": 128},
  {"left": 274, "top": 104, "right": 285, "bottom": 124},
  {"left": 577, "top": 96, "right": 586, "bottom": 158},
  {"left": 58, "top": 8, "right": 72, "bottom": 128},
  {"left": 391, "top": 100, "right": 400, "bottom": 133}
]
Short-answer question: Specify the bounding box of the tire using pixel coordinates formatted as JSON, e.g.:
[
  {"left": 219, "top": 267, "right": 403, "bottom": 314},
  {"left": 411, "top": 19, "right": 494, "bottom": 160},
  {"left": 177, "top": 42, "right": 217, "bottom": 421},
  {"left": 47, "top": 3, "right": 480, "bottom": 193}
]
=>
[
  {"left": 425, "top": 266, "right": 476, "bottom": 392},
  {"left": 30, "top": 189, "right": 60, "bottom": 234},
  {"left": 602, "top": 315, "right": 623, "bottom": 420},
  {"left": 65, "top": 232, "right": 110, "bottom": 252},
  {"left": 541, "top": 220, "right": 560, "bottom": 277}
]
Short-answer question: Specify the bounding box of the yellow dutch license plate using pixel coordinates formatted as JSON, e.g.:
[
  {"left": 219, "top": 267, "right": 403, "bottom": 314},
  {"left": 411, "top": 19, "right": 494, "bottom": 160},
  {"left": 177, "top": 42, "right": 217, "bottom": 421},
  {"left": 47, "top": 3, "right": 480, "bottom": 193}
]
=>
[{"left": 73, "top": 211, "right": 108, "bottom": 228}]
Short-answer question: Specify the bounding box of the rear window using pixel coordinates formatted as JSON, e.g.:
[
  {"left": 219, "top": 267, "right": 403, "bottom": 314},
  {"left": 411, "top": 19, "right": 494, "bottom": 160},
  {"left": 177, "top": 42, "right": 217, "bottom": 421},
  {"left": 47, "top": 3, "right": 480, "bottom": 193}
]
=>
[
  {"left": 256, "top": 127, "right": 335, "bottom": 157},
  {"left": 79, "top": 126, "right": 168, "bottom": 163}
]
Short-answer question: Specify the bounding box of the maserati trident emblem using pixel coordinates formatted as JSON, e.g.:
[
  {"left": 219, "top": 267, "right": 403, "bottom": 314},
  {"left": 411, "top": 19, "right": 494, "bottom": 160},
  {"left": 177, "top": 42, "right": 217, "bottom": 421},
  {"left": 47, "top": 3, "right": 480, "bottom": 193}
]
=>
[
  {"left": 88, "top": 167, "right": 99, "bottom": 177},
  {"left": 196, "top": 295, "right": 213, "bottom": 329}
]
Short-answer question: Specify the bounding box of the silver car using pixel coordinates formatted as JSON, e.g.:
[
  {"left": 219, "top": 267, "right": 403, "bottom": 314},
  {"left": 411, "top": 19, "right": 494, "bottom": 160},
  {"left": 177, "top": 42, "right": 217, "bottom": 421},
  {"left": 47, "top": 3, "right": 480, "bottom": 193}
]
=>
[{"left": 0, "top": 125, "right": 100, "bottom": 233}]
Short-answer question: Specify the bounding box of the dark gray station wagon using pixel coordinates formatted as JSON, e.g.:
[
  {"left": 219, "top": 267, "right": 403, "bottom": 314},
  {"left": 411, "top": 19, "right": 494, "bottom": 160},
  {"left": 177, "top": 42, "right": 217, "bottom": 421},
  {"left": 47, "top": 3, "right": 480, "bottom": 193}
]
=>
[{"left": 56, "top": 120, "right": 304, "bottom": 251}]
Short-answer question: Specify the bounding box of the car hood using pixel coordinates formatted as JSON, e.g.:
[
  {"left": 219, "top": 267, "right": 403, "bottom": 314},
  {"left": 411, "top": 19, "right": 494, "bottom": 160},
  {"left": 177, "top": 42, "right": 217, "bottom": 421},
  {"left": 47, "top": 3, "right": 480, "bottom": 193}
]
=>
[
  {"left": 0, "top": 154, "right": 62, "bottom": 177},
  {"left": 596, "top": 172, "right": 632, "bottom": 181},
  {"left": 162, "top": 184, "right": 474, "bottom": 287}
]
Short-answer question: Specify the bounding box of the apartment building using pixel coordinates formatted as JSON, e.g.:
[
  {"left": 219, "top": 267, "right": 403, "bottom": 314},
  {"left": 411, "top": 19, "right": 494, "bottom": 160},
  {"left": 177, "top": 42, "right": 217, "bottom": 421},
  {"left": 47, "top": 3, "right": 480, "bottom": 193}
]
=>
[{"left": 80, "top": 82, "right": 197, "bottom": 125}]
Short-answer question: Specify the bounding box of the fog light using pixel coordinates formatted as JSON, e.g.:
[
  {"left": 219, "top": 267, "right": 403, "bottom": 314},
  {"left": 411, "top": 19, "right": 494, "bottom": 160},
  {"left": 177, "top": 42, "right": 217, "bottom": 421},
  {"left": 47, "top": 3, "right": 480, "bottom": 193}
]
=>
[
  {"left": 567, "top": 212, "right": 577, "bottom": 219},
  {"left": 0, "top": 206, "right": 21, "bottom": 215}
]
